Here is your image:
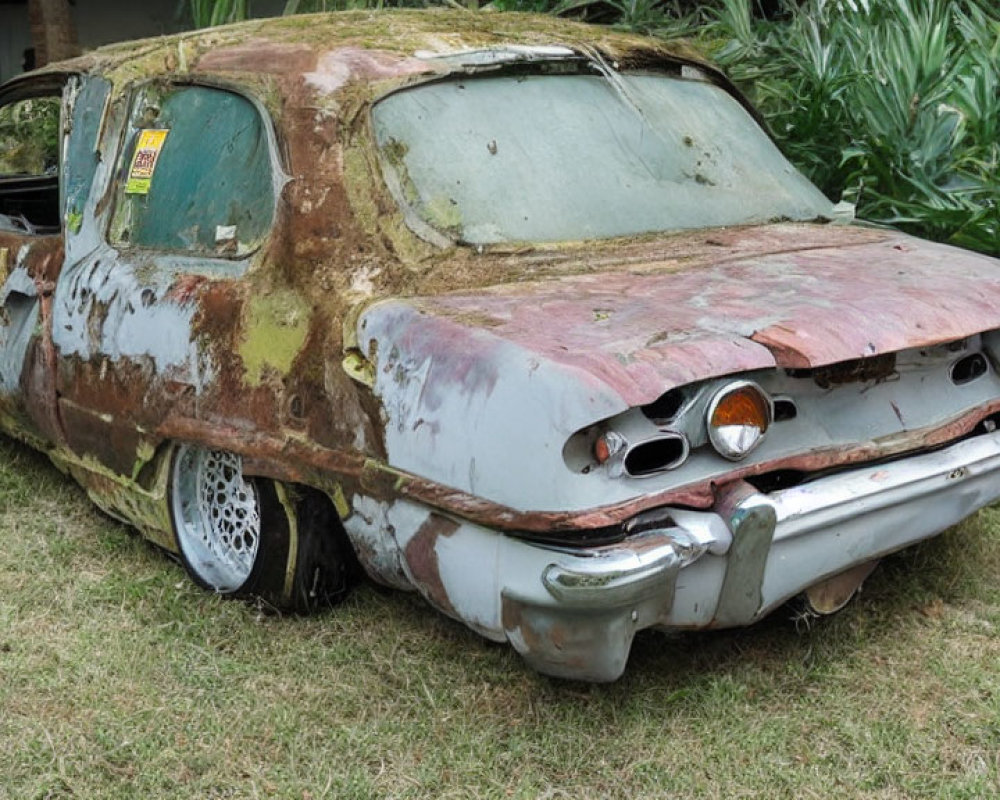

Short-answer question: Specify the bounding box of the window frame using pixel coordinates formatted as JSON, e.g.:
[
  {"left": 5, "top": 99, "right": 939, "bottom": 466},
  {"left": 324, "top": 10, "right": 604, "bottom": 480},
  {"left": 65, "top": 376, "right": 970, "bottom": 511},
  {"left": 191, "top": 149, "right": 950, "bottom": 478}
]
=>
[
  {"left": 105, "top": 77, "right": 287, "bottom": 261},
  {"left": 0, "top": 73, "right": 71, "bottom": 238}
]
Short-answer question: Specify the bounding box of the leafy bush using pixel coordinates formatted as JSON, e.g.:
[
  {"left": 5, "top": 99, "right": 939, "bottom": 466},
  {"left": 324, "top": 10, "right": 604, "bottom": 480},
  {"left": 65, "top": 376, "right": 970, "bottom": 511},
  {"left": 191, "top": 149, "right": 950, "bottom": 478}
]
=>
[
  {"left": 0, "top": 97, "right": 60, "bottom": 176},
  {"left": 186, "top": 0, "right": 425, "bottom": 26},
  {"left": 188, "top": 0, "right": 249, "bottom": 28},
  {"left": 699, "top": 0, "right": 998, "bottom": 254}
]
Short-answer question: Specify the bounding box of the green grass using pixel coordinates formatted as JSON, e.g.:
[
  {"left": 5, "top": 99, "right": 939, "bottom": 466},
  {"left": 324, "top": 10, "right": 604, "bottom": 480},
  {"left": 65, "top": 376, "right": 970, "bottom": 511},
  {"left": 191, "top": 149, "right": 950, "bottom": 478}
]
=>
[{"left": 2, "top": 436, "right": 999, "bottom": 799}]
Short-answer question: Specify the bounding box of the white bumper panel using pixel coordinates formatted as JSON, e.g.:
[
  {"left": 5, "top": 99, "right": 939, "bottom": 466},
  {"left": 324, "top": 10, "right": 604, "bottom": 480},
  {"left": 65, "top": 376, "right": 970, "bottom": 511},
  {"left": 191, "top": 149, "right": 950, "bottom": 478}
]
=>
[{"left": 388, "top": 429, "right": 1000, "bottom": 681}]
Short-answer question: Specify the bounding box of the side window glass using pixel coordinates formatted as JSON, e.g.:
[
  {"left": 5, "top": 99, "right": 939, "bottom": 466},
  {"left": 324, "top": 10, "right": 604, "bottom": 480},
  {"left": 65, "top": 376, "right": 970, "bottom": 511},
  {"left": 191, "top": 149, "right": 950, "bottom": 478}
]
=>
[
  {"left": 110, "top": 84, "right": 275, "bottom": 256},
  {"left": 0, "top": 93, "right": 61, "bottom": 234}
]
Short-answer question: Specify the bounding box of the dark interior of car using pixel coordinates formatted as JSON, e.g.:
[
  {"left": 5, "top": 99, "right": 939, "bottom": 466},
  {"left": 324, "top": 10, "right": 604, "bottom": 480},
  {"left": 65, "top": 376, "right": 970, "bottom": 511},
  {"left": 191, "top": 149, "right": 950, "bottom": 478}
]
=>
[{"left": 0, "top": 174, "right": 60, "bottom": 233}]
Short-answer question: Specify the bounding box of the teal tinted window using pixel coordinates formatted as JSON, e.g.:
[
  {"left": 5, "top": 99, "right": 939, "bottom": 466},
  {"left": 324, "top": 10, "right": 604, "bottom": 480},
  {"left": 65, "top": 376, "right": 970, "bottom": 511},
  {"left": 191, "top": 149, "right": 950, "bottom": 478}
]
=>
[{"left": 111, "top": 84, "right": 274, "bottom": 255}]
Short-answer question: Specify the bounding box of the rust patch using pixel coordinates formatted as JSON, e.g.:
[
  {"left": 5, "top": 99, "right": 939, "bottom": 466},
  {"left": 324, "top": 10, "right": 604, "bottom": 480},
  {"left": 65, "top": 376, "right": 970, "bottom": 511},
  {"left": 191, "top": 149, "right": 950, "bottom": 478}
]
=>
[
  {"left": 165, "top": 273, "right": 207, "bottom": 304},
  {"left": 500, "top": 592, "right": 520, "bottom": 633},
  {"left": 359, "top": 457, "right": 399, "bottom": 500},
  {"left": 785, "top": 353, "right": 897, "bottom": 388},
  {"left": 195, "top": 40, "right": 316, "bottom": 73},
  {"left": 20, "top": 329, "right": 63, "bottom": 446},
  {"left": 192, "top": 279, "right": 243, "bottom": 341},
  {"left": 156, "top": 415, "right": 365, "bottom": 485},
  {"left": 56, "top": 353, "right": 168, "bottom": 472},
  {"left": 58, "top": 398, "right": 146, "bottom": 476},
  {"left": 403, "top": 513, "right": 460, "bottom": 618},
  {"left": 0, "top": 236, "right": 69, "bottom": 446},
  {"left": 0, "top": 233, "right": 65, "bottom": 286},
  {"left": 500, "top": 596, "right": 587, "bottom": 671}
]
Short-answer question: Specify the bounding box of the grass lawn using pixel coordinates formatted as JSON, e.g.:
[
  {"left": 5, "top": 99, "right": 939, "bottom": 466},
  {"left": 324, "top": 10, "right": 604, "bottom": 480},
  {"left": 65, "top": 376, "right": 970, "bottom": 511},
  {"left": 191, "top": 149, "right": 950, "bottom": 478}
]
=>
[{"left": 1, "top": 436, "right": 998, "bottom": 799}]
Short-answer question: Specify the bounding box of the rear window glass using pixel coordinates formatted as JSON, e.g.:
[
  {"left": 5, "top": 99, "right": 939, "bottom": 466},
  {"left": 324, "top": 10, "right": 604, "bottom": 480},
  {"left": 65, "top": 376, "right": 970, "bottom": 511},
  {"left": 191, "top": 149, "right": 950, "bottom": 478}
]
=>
[
  {"left": 110, "top": 84, "right": 274, "bottom": 256},
  {"left": 373, "top": 70, "right": 833, "bottom": 244}
]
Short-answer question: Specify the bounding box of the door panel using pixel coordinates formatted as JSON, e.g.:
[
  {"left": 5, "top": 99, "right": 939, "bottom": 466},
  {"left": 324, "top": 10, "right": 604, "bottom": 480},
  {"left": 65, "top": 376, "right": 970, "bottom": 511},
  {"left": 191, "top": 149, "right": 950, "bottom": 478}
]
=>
[
  {"left": 53, "top": 81, "right": 278, "bottom": 475},
  {"left": 0, "top": 75, "right": 112, "bottom": 446},
  {"left": 0, "top": 82, "right": 65, "bottom": 442}
]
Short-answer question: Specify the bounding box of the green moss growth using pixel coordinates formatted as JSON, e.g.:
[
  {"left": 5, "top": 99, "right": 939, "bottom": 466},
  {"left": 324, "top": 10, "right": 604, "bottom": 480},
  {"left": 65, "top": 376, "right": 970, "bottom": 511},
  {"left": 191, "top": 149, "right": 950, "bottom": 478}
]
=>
[
  {"left": 78, "top": 10, "right": 708, "bottom": 94},
  {"left": 238, "top": 289, "right": 311, "bottom": 385},
  {"left": 341, "top": 145, "right": 382, "bottom": 241},
  {"left": 422, "top": 193, "right": 462, "bottom": 236}
]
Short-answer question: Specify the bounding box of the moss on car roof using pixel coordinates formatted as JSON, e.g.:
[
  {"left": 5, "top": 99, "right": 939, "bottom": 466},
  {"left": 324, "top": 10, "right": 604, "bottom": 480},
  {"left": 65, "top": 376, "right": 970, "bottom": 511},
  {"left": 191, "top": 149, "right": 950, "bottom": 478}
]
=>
[{"left": 42, "top": 9, "right": 710, "bottom": 88}]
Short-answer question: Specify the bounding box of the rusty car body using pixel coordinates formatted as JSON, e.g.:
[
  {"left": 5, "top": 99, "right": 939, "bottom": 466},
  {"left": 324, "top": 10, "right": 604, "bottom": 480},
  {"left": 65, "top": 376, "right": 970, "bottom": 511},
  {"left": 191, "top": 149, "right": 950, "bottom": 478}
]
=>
[{"left": 2, "top": 11, "right": 1000, "bottom": 681}]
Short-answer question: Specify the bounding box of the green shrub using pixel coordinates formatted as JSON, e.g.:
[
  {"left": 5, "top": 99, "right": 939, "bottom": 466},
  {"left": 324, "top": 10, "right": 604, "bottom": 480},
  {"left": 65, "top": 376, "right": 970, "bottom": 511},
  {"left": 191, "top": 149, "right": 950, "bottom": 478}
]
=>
[
  {"left": 496, "top": 0, "right": 999, "bottom": 254},
  {"left": 186, "top": 0, "right": 427, "bottom": 27},
  {"left": 700, "top": 0, "right": 999, "bottom": 254},
  {"left": 0, "top": 97, "right": 60, "bottom": 176}
]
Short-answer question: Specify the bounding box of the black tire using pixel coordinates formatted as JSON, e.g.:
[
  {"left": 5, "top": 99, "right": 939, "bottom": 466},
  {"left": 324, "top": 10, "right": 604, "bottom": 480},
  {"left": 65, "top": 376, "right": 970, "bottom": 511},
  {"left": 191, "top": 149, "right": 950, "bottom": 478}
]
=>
[
  {"left": 282, "top": 484, "right": 355, "bottom": 613},
  {"left": 168, "top": 444, "right": 351, "bottom": 612}
]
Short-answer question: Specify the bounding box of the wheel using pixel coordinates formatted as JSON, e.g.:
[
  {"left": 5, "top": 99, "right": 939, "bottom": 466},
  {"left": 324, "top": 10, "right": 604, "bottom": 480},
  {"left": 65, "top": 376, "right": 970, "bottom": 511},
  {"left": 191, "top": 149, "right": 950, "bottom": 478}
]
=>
[{"left": 169, "top": 443, "right": 351, "bottom": 611}]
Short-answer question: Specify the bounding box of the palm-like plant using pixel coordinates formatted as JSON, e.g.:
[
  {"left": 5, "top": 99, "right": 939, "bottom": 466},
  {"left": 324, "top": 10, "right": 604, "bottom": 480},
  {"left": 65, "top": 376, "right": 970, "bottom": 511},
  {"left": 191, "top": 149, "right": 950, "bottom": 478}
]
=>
[
  {"left": 188, "top": 0, "right": 250, "bottom": 27},
  {"left": 186, "top": 0, "right": 422, "bottom": 27},
  {"left": 703, "top": 0, "right": 999, "bottom": 255}
]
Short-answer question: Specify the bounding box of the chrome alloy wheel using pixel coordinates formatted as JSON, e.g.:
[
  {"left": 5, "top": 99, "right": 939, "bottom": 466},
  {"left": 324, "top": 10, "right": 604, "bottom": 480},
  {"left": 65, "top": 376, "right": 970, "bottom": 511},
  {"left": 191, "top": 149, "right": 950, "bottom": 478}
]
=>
[{"left": 171, "top": 445, "right": 261, "bottom": 592}]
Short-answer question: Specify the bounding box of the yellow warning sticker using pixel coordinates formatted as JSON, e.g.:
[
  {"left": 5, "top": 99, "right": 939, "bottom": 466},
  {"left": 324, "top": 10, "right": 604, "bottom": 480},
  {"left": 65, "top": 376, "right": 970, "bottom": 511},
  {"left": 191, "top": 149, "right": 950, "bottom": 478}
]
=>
[{"left": 125, "top": 129, "right": 169, "bottom": 195}]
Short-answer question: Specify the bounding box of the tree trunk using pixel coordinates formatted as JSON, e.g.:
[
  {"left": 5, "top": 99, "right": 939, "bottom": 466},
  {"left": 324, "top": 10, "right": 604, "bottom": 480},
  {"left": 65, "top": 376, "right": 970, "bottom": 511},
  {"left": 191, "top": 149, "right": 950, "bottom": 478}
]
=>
[{"left": 27, "top": 0, "right": 80, "bottom": 68}]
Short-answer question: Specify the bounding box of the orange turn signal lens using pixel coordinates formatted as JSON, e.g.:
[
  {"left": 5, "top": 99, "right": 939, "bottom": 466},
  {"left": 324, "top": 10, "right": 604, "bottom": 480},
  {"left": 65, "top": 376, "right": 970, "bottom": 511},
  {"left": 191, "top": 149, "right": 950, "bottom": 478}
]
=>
[
  {"left": 706, "top": 381, "right": 772, "bottom": 460},
  {"left": 710, "top": 385, "right": 771, "bottom": 431},
  {"left": 594, "top": 431, "right": 626, "bottom": 465}
]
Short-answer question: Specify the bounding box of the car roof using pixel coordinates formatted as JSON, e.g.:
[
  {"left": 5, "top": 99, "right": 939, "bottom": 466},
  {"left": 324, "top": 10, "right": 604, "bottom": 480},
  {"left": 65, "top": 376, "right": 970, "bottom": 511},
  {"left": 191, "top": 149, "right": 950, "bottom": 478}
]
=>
[{"left": 17, "top": 9, "right": 719, "bottom": 100}]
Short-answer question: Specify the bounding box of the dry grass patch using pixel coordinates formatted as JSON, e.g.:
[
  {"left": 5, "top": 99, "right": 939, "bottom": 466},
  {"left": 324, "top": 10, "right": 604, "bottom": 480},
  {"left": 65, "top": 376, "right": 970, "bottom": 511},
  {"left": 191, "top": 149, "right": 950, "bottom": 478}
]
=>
[{"left": 1, "top": 437, "right": 999, "bottom": 799}]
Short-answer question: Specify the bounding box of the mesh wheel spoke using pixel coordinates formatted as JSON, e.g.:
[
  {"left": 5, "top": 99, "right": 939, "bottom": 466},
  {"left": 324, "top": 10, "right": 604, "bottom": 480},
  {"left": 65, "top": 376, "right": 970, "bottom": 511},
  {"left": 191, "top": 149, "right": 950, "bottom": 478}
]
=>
[{"left": 172, "top": 446, "right": 261, "bottom": 591}]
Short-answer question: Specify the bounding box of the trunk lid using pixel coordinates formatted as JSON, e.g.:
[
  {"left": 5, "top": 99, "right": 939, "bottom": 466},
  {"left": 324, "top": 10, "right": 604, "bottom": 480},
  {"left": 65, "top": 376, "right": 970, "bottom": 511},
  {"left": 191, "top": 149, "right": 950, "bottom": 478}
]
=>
[{"left": 369, "top": 225, "right": 1000, "bottom": 407}]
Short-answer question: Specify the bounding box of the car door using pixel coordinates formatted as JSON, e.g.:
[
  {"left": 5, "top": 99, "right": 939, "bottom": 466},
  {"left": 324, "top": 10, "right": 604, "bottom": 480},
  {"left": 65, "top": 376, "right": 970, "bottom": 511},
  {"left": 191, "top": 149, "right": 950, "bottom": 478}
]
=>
[
  {"left": 51, "top": 79, "right": 280, "bottom": 476},
  {"left": 0, "top": 73, "right": 108, "bottom": 446}
]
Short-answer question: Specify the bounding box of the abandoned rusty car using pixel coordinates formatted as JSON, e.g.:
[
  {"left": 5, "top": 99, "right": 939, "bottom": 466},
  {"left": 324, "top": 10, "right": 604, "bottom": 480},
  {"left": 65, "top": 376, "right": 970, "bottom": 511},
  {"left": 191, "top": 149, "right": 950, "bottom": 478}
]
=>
[{"left": 2, "top": 11, "right": 1000, "bottom": 681}]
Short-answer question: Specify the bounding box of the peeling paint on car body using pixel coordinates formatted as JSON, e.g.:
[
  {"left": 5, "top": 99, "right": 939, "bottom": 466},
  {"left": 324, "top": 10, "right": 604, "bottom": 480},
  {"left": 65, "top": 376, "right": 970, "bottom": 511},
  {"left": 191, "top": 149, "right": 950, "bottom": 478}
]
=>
[{"left": 3, "top": 10, "right": 1000, "bottom": 681}]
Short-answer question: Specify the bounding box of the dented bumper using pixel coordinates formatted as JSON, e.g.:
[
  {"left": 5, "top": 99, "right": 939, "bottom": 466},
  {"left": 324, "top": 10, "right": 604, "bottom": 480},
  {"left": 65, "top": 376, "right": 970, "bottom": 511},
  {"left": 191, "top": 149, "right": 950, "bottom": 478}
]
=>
[
  {"left": 501, "top": 528, "right": 698, "bottom": 682},
  {"left": 388, "top": 428, "right": 1000, "bottom": 682}
]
